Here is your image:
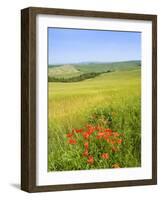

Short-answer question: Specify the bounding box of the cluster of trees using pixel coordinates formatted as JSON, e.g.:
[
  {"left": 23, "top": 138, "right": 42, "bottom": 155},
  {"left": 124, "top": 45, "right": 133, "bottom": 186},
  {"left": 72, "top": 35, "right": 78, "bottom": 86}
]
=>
[{"left": 48, "top": 70, "right": 112, "bottom": 83}]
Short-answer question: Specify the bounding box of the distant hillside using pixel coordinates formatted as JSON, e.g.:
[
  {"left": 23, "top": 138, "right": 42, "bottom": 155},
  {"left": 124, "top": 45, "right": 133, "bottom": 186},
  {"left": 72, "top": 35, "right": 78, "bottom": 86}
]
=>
[
  {"left": 75, "top": 60, "right": 141, "bottom": 73},
  {"left": 48, "top": 60, "right": 141, "bottom": 81},
  {"left": 48, "top": 64, "right": 82, "bottom": 78}
]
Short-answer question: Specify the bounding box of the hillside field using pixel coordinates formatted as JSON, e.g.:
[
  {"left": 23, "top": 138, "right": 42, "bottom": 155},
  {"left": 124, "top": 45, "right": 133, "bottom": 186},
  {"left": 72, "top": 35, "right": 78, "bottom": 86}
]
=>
[
  {"left": 48, "top": 63, "right": 141, "bottom": 171},
  {"left": 48, "top": 60, "right": 140, "bottom": 79}
]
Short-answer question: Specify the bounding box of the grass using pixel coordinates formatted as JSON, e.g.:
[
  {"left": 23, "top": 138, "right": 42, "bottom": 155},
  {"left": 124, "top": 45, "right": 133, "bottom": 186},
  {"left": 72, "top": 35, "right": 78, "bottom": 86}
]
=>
[{"left": 48, "top": 68, "right": 141, "bottom": 171}]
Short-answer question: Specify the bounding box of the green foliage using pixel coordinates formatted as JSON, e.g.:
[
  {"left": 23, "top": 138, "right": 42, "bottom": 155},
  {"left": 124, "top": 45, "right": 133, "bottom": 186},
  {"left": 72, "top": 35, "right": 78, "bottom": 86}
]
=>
[{"left": 48, "top": 70, "right": 112, "bottom": 82}]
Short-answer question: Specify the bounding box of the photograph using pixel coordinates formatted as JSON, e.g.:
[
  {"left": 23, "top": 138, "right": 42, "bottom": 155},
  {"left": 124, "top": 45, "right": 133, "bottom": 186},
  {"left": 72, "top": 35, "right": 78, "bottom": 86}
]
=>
[
  {"left": 48, "top": 28, "right": 141, "bottom": 172},
  {"left": 21, "top": 7, "right": 157, "bottom": 192}
]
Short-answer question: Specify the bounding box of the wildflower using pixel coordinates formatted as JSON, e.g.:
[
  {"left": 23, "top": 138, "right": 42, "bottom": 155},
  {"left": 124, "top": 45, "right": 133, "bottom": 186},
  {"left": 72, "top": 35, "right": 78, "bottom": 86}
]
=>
[
  {"left": 96, "top": 132, "right": 105, "bottom": 139},
  {"left": 98, "top": 132, "right": 105, "bottom": 137},
  {"left": 83, "top": 132, "right": 90, "bottom": 140},
  {"left": 113, "top": 132, "right": 119, "bottom": 137},
  {"left": 103, "top": 133, "right": 110, "bottom": 140},
  {"left": 95, "top": 126, "right": 103, "bottom": 131},
  {"left": 86, "top": 124, "right": 95, "bottom": 134},
  {"left": 83, "top": 150, "right": 88, "bottom": 157},
  {"left": 75, "top": 129, "right": 83, "bottom": 133},
  {"left": 107, "top": 132, "right": 113, "bottom": 137},
  {"left": 87, "top": 156, "right": 94, "bottom": 165},
  {"left": 84, "top": 142, "right": 89, "bottom": 149},
  {"left": 104, "top": 132, "right": 112, "bottom": 139},
  {"left": 101, "top": 153, "right": 109, "bottom": 159},
  {"left": 66, "top": 133, "right": 73, "bottom": 138},
  {"left": 112, "top": 163, "right": 120, "bottom": 168},
  {"left": 105, "top": 128, "right": 112, "bottom": 133},
  {"left": 68, "top": 139, "right": 77, "bottom": 145},
  {"left": 88, "top": 127, "right": 95, "bottom": 134},
  {"left": 117, "top": 139, "right": 122, "bottom": 144}
]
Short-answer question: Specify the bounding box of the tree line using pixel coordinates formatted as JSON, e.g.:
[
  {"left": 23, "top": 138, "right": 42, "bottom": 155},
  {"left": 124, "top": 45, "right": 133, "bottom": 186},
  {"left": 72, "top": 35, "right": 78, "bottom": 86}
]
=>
[{"left": 48, "top": 70, "right": 112, "bottom": 83}]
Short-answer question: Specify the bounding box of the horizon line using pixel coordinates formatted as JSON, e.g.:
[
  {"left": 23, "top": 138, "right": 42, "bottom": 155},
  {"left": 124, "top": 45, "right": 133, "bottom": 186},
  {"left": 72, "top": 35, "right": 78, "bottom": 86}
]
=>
[{"left": 48, "top": 59, "right": 141, "bottom": 66}]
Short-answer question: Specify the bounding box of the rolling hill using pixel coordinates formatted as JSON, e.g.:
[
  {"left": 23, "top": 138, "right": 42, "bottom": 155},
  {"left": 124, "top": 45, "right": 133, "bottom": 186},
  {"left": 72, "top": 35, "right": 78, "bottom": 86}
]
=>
[
  {"left": 48, "top": 64, "right": 82, "bottom": 78},
  {"left": 48, "top": 60, "right": 141, "bottom": 82}
]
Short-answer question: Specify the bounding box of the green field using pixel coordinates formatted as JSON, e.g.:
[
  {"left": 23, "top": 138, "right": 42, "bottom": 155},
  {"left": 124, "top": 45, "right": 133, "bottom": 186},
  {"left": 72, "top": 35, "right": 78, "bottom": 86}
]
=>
[{"left": 48, "top": 62, "right": 141, "bottom": 171}]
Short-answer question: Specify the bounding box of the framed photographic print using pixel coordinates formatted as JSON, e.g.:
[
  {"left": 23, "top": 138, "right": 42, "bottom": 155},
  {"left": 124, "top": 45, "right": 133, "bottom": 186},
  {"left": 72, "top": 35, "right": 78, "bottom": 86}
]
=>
[{"left": 21, "top": 7, "right": 157, "bottom": 192}]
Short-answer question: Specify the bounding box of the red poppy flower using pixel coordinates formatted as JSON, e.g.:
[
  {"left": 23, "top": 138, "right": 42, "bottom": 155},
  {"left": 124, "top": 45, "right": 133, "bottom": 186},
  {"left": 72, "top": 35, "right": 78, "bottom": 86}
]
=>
[
  {"left": 113, "top": 132, "right": 119, "bottom": 137},
  {"left": 96, "top": 132, "right": 105, "bottom": 139},
  {"left": 95, "top": 126, "right": 102, "bottom": 131},
  {"left": 68, "top": 139, "right": 77, "bottom": 144},
  {"left": 84, "top": 142, "right": 89, "bottom": 149},
  {"left": 86, "top": 125, "right": 95, "bottom": 134},
  {"left": 105, "top": 128, "right": 112, "bottom": 133},
  {"left": 89, "top": 128, "right": 95, "bottom": 134},
  {"left": 103, "top": 133, "right": 110, "bottom": 140},
  {"left": 87, "top": 156, "right": 94, "bottom": 165},
  {"left": 101, "top": 153, "right": 109, "bottom": 159},
  {"left": 83, "top": 132, "right": 90, "bottom": 140},
  {"left": 66, "top": 133, "right": 73, "bottom": 138},
  {"left": 83, "top": 150, "right": 88, "bottom": 157},
  {"left": 117, "top": 139, "right": 122, "bottom": 144},
  {"left": 75, "top": 129, "right": 83, "bottom": 133},
  {"left": 98, "top": 132, "right": 105, "bottom": 137},
  {"left": 104, "top": 132, "right": 113, "bottom": 139}
]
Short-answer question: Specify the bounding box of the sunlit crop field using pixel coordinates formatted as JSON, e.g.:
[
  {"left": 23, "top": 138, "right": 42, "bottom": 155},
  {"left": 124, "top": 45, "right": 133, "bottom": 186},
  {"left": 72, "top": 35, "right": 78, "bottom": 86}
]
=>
[{"left": 48, "top": 68, "right": 141, "bottom": 171}]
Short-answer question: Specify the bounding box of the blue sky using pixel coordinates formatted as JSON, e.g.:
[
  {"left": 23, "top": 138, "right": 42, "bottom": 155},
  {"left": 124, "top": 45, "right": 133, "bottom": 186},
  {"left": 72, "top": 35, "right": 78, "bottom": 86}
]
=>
[{"left": 48, "top": 28, "right": 141, "bottom": 65}]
